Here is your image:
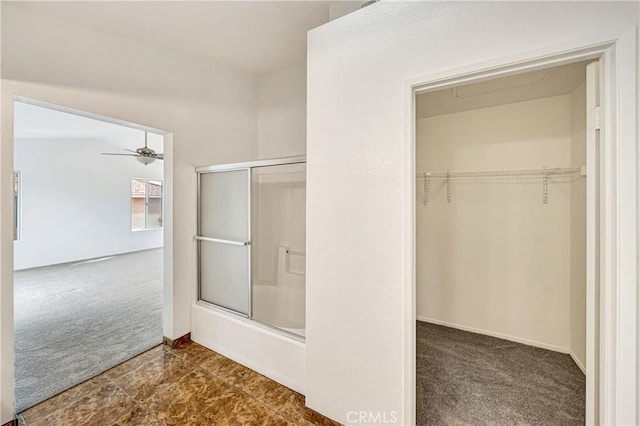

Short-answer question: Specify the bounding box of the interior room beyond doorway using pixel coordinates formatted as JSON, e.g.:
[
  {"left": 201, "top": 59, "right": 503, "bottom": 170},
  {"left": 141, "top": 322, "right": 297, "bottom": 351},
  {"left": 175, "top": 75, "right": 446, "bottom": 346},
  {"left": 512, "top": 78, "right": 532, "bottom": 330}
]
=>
[
  {"left": 13, "top": 100, "right": 166, "bottom": 412},
  {"left": 415, "top": 60, "right": 592, "bottom": 425}
]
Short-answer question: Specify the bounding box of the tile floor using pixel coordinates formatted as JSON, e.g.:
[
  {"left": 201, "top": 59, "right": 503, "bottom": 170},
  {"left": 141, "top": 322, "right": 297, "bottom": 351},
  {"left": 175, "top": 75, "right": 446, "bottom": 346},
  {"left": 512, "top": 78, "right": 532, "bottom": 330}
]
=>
[{"left": 19, "top": 341, "right": 340, "bottom": 426}]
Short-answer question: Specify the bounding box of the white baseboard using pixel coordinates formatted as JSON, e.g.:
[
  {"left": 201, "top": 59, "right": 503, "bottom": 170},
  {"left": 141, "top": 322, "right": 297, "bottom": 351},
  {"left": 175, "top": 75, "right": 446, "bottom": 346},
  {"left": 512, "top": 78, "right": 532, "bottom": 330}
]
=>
[
  {"left": 569, "top": 351, "right": 586, "bottom": 374},
  {"left": 14, "top": 245, "right": 164, "bottom": 271},
  {"left": 416, "top": 316, "right": 569, "bottom": 354}
]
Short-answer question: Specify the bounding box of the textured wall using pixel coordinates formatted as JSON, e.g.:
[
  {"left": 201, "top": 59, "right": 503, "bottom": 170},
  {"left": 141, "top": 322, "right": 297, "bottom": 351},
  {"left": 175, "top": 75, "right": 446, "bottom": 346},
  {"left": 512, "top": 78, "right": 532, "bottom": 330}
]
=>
[{"left": 307, "top": 2, "right": 638, "bottom": 424}]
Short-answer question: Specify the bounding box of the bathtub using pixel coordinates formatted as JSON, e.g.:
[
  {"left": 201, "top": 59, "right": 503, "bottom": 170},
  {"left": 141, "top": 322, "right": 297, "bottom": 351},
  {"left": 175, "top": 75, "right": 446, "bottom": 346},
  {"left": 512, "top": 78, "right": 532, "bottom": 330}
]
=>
[
  {"left": 252, "top": 283, "right": 305, "bottom": 336},
  {"left": 252, "top": 246, "right": 305, "bottom": 337}
]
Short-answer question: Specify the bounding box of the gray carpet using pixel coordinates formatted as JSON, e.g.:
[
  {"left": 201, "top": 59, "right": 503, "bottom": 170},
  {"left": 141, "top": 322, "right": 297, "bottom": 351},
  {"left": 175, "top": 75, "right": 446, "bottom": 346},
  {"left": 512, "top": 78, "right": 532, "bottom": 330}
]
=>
[
  {"left": 417, "top": 321, "right": 585, "bottom": 426},
  {"left": 14, "top": 249, "right": 163, "bottom": 412}
]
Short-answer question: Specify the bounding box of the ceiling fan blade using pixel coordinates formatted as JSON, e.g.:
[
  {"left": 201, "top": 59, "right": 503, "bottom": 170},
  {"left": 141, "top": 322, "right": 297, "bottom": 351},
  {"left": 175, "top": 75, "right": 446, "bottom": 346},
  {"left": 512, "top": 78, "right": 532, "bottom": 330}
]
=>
[
  {"left": 124, "top": 148, "right": 138, "bottom": 153},
  {"left": 153, "top": 154, "right": 164, "bottom": 160},
  {"left": 101, "top": 153, "right": 140, "bottom": 157}
]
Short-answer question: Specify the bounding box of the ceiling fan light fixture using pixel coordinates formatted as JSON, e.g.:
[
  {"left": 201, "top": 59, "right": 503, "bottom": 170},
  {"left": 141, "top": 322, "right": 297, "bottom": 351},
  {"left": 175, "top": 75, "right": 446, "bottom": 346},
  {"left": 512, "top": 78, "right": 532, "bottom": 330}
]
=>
[
  {"left": 101, "top": 130, "right": 162, "bottom": 164},
  {"left": 136, "top": 155, "right": 156, "bottom": 165}
]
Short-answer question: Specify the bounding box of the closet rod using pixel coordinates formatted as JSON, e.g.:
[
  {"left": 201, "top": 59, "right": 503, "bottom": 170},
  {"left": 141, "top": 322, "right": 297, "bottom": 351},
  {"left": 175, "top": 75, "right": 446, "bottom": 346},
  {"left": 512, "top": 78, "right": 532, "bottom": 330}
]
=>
[{"left": 416, "top": 165, "right": 585, "bottom": 180}]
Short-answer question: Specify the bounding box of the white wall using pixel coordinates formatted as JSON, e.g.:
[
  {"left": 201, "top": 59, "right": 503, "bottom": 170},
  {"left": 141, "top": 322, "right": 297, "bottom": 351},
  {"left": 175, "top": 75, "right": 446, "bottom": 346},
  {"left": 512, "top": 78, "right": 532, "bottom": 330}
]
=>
[
  {"left": 1, "top": 4, "right": 257, "bottom": 422},
  {"left": 329, "top": 2, "right": 364, "bottom": 22},
  {"left": 416, "top": 95, "right": 574, "bottom": 352},
  {"left": 306, "top": 2, "right": 638, "bottom": 424},
  {"left": 14, "top": 136, "right": 163, "bottom": 270},
  {"left": 570, "top": 81, "right": 587, "bottom": 371},
  {"left": 257, "top": 61, "right": 307, "bottom": 159}
]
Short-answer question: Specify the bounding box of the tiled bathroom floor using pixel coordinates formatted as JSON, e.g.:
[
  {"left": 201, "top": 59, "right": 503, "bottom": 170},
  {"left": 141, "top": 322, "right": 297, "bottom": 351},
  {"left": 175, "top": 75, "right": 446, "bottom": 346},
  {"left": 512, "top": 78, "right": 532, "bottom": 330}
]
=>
[{"left": 19, "top": 341, "right": 340, "bottom": 426}]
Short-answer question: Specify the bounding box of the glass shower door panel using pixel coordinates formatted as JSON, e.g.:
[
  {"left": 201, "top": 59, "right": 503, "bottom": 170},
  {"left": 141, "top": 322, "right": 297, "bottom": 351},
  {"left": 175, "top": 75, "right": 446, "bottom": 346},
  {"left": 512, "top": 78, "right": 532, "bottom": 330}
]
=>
[
  {"left": 200, "top": 241, "right": 249, "bottom": 314},
  {"left": 200, "top": 170, "right": 250, "bottom": 241},
  {"left": 251, "top": 163, "right": 306, "bottom": 336},
  {"left": 198, "top": 169, "right": 250, "bottom": 315}
]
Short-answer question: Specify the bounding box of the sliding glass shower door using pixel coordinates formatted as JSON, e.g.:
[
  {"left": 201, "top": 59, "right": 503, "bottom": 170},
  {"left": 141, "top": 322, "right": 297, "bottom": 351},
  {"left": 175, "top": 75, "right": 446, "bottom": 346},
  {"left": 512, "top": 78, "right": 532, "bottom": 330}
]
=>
[
  {"left": 197, "top": 169, "right": 251, "bottom": 315},
  {"left": 196, "top": 156, "right": 306, "bottom": 338}
]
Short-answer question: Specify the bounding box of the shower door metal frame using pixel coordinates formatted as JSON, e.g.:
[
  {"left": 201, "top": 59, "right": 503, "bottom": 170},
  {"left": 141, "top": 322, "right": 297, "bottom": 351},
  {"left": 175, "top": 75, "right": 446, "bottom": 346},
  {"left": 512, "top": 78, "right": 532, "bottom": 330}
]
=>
[{"left": 195, "top": 155, "right": 306, "bottom": 321}]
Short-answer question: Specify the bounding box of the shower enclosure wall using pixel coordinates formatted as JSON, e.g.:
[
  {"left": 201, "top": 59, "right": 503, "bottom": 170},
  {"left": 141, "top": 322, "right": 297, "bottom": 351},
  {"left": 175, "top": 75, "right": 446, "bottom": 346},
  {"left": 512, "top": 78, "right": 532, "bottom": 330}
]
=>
[{"left": 195, "top": 156, "right": 306, "bottom": 338}]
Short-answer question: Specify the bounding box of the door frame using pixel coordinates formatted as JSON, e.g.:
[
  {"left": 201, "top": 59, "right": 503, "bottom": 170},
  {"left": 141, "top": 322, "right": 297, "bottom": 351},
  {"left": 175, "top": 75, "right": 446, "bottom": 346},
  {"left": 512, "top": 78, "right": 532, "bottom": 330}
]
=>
[{"left": 403, "top": 31, "right": 638, "bottom": 425}]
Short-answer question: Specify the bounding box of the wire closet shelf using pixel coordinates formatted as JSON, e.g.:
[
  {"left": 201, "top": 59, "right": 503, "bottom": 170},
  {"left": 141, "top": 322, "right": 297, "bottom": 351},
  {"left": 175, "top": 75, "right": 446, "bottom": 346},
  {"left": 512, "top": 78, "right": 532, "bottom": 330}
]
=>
[{"left": 417, "top": 165, "right": 586, "bottom": 205}]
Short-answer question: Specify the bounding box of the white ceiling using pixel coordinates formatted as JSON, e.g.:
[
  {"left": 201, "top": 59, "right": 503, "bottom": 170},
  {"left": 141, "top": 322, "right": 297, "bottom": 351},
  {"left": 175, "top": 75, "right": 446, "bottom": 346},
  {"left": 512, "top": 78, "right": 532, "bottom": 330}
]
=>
[
  {"left": 416, "top": 61, "right": 590, "bottom": 118},
  {"left": 14, "top": 101, "right": 164, "bottom": 153},
  {"left": 11, "top": 1, "right": 336, "bottom": 76}
]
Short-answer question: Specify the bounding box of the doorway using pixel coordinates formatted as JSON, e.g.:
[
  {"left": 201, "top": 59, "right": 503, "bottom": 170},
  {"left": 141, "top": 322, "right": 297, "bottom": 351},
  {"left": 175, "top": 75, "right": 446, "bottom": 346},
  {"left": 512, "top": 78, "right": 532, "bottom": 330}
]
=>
[
  {"left": 13, "top": 99, "right": 167, "bottom": 411},
  {"left": 414, "top": 59, "right": 599, "bottom": 425}
]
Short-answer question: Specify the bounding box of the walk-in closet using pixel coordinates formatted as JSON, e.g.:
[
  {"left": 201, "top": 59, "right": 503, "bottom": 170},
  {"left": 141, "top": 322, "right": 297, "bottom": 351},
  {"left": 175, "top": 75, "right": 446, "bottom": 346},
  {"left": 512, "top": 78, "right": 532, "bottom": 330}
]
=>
[{"left": 415, "top": 60, "right": 596, "bottom": 425}]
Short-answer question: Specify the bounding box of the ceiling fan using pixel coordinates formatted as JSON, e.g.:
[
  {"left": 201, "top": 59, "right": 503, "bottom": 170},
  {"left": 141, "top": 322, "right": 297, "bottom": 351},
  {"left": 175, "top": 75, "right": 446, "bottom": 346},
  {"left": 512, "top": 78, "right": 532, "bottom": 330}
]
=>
[{"left": 101, "top": 131, "right": 163, "bottom": 165}]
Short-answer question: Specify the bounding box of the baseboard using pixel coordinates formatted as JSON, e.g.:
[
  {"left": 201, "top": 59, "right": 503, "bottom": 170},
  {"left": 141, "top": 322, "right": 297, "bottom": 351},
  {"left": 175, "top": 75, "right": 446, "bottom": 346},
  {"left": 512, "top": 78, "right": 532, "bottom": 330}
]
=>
[
  {"left": 417, "top": 316, "right": 569, "bottom": 354},
  {"left": 163, "top": 332, "right": 191, "bottom": 349},
  {"left": 15, "top": 246, "right": 164, "bottom": 271},
  {"left": 569, "top": 351, "right": 586, "bottom": 374}
]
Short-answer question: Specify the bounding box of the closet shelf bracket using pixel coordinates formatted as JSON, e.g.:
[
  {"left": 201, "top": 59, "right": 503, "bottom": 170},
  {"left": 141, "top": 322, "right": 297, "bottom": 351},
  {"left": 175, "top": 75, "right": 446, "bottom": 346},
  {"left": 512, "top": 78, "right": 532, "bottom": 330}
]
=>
[
  {"left": 423, "top": 174, "right": 430, "bottom": 206},
  {"left": 542, "top": 167, "right": 549, "bottom": 204}
]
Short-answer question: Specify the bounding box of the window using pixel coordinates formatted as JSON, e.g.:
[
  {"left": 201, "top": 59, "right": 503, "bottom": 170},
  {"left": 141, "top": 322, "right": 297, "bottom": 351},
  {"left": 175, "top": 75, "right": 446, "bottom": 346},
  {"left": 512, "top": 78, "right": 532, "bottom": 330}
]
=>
[
  {"left": 13, "top": 171, "right": 20, "bottom": 241},
  {"left": 131, "top": 179, "right": 163, "bottom": 230}
]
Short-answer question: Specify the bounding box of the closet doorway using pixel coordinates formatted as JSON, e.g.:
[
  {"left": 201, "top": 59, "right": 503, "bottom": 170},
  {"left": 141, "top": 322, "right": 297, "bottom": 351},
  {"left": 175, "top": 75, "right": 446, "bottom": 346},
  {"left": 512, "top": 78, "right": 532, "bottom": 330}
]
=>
[{"left": 414, "top": 60, "right": 599, "bottom": 425}]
